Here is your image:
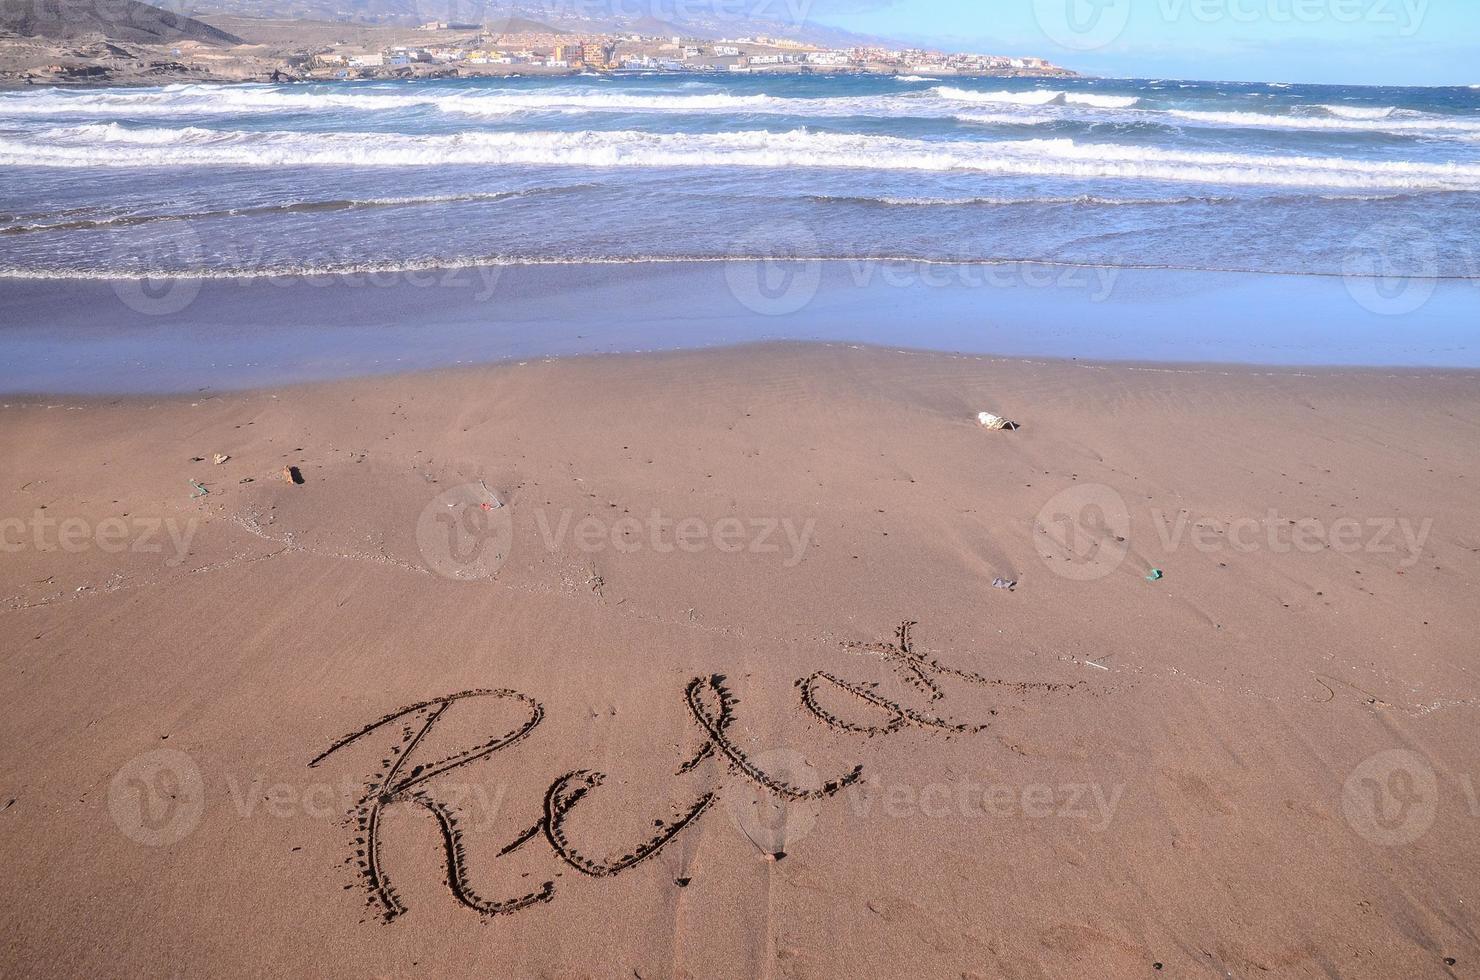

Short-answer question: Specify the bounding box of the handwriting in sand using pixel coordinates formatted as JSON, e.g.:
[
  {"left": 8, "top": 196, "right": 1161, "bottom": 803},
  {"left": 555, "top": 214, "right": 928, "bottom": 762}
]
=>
[{"left": 309, "top": 622, "right": 1079, "bottom": 921}]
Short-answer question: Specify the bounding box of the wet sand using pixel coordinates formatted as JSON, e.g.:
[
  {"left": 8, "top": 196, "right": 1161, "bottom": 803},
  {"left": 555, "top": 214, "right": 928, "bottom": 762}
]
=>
[
  {"left": 3, "top": 261, "right": 1478, "bottom": 395},
  {"left": 1, "top": 343, "right": 1477, "bottom": 977}
]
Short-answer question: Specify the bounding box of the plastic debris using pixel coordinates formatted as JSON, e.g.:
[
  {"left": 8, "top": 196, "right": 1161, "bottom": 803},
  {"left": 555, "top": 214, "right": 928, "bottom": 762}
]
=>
[
  {"left": 991, "top": 577, "right": 1017, "bottom": 591},
  {"left": 1146, "top": 568, "right": 1163, "bottom": 581},
  {"left": 977, "top": 412, "right": 1019, "bottom": 431},
  {"left": 189, "top": 480, "right": 209, "bottom": 498},
  {"left": 212, "top": 453, "right": 229, "bottom": 465}
]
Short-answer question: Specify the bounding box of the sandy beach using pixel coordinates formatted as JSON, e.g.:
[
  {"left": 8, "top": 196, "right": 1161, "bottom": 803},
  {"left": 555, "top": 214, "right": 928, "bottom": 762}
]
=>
[{"left": 2, "top": 343, "right": 1476, "bottom": 977}]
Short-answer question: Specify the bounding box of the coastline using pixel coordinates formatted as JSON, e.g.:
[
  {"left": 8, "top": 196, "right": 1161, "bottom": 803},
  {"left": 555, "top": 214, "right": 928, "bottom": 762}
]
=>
[
  {"left": 3, "top": 342, "right": 1477, "bottom": 976},
  {"left": 0, "top": 66, "right": 1078, "bottom": 90},
  {"left": 3, "top": 260, "right": 1475, "bottom": 396}
]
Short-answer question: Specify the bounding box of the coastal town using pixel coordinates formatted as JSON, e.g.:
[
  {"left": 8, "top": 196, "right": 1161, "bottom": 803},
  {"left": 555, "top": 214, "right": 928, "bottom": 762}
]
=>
[
  {"left": 302, "top": 22, "right": 1074, "bottom": 80},
  {"left": 0, "top": 5, "right": 1075, "bottom": 87}
]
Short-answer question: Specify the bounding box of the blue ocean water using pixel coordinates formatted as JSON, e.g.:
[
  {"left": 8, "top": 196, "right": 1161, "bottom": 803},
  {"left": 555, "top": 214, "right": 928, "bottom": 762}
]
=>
[{"left": 2, "top": 73, "right": 1478, "bottom": 279}]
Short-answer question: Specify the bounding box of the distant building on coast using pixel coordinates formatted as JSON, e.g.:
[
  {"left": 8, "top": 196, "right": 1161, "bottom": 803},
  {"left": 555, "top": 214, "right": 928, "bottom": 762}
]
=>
[{"left": 581, "top": 42, "right": 615, "bottom": 70}]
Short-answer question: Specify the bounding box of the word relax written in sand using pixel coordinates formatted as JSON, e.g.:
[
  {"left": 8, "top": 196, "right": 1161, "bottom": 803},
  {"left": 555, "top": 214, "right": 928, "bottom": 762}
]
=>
[{"left": 309, "top": 623, "right": 1079, "bottom": 921}]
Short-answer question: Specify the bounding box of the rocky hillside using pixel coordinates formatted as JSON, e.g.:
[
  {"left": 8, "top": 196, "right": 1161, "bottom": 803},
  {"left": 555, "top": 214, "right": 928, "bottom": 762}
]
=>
[{"left": 0, "top": 0, "right": 242, "bottom": 45}]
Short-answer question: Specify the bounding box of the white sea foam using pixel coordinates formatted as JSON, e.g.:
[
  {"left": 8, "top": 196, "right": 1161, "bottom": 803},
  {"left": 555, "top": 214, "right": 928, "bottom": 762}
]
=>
[
  {"left": 953, "top": 112, "right": 1058, "bottom": 126},
  {"left": 821, "top": 193, "right": 1235, "bottom": 207},
  {"left": 11, "top": 124, "right": 1480, "bottom": 191},
  {"left": 1318, "top": 104, "right": 1396, "bottom": 120},
  {"left": 1168, "top": 108, "right": 1480, "bottom": 134},
  {"left": 0, "top": 85, "right": 787, "bottom": 116},
  {"left": 933, "top": 86, "right": 1140, "bottom": 108}
]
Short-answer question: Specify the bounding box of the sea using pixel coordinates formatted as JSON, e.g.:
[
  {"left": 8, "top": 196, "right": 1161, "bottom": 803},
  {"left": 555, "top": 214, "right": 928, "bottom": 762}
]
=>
[{"left": 1, "top": 73, "right": 1477, "bottom": 390}]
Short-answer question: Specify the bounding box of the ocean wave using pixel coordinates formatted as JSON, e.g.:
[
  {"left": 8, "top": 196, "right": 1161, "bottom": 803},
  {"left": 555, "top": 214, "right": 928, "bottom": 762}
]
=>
[
  {"left": 808, "top": 193, "right": 1238, "bottom": 207},
  {"left": 0, "top": 186, "right": 585, "bottom": 235},
  {"left": 1317, "top": 104, "right": 1396, "bottom": 120},
  {"left": 0, "top": 81, "right": 1141, "bottom": 124},
  {"left": 953, "top": 112, "right": 1058, "bottom": 126},
  {"left": 1167, "top": 108, "right": 1480, "bottom": 134},
  {"left": 933, "top": 86, "right": 1140, "bottom": 108},
  {"left": 0, "top": 85, "right": 786, "bottom": 116},
  {"left": 2, "top": 252, "right": 1472, "bottom": 282},
  {"left": 0, "top": 83, "right": 934, "bottom": 121},
  {"left": 9, "top": 124, "right": 1480, "bottom": 191}
]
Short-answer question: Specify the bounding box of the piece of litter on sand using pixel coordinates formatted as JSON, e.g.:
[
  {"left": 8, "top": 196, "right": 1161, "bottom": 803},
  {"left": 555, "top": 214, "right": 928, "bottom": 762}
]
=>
[
  {"left": 282, "top": 466, "right": 304, "bottom": 485},
  {"left": 189, "top": 480, "right": 209, "bottom": 498},
  {"left": 1146, "top": 568, "right": 1163, "bottom": 581},
  {"left": 977, "top": 412, "right": 1020, "bottom": 431},
  {"left": 992, "top": 577, "right": 1017, "bottom": 591},
  {"left": 212, "top": 454, "right": 229, "bottom": 465},
  {"left": 1083, "top": 660, "right": 1110, "bottom": 671}
]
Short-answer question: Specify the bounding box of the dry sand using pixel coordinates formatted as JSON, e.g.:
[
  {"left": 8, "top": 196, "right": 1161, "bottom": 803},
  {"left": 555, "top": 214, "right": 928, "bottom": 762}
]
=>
[{"left": 1, "top": 343, "right": 1477, "bottom": 977}]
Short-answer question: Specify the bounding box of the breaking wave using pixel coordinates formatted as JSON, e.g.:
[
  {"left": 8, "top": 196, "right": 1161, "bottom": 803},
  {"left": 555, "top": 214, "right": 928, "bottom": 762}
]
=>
[
  {"left": 808, "top": 193, "right": 1239, "bottom": 207},
  {"left": 10, "top": 124, "right": 1480, "bottom": 191},
  {"left": 933, "top": 86, "right": 1140, "bottom": 108},
  {"left": 0, "top": 185, "right": 587, "bottom": 235},
  {"left": 1168, "top": 108, "right": 1480, "bottom": 134}
]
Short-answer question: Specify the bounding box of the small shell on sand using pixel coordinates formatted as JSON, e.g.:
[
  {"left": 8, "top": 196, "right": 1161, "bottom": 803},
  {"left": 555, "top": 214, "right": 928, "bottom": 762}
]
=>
[{"left": 977, "top": 412, "right": 1019, "bottom": 430}]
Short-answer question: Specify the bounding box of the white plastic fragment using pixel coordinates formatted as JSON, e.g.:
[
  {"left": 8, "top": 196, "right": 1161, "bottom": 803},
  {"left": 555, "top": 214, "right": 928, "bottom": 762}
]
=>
[{"left": 977, "top": 412, "right": 1019, "bottom": 430}]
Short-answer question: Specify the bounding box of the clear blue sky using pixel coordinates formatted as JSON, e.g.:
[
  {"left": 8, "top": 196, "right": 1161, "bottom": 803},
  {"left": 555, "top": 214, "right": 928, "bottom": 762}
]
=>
[{"left": 805, "top": 0, "right": 1477, "bottom": 86}]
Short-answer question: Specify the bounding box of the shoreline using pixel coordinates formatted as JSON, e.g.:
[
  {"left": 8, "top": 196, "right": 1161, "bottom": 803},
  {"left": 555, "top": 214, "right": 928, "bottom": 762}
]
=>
[
  {"left": 0, "top": 66, "right": 1078, "bottom": 91},
  {"left": 5, "top": 339, "right": 1480, "bottom": 404},
  {"left": 6, "top": 253, "right": 1478, "bottom": 283},
  {"left": 3, "top": 260, "right": 1476, "bottom": 396}
]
